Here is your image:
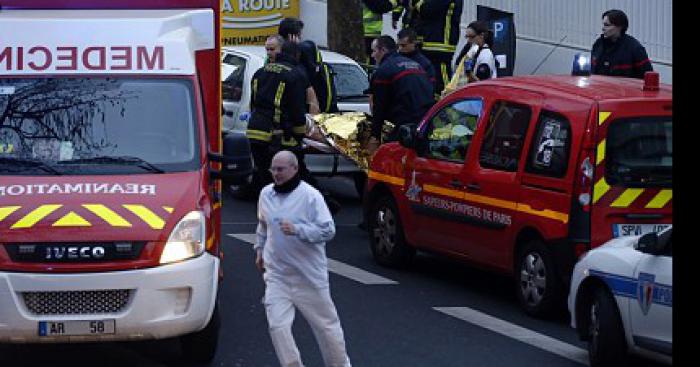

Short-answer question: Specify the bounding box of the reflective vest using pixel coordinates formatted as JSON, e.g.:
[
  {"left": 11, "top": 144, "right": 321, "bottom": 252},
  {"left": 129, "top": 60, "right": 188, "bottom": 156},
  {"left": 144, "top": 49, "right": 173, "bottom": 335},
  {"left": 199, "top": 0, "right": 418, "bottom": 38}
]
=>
[{"left": 363, "top": 5, "right": 383, "bottom": 37}]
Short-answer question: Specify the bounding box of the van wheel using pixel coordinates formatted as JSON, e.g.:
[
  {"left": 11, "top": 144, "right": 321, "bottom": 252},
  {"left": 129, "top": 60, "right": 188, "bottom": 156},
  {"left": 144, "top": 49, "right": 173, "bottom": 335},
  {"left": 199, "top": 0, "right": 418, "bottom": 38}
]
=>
[
  {"left": 369, "top": 195, "right": 415, "bottom": 267},
  {"left": 588, "top": 288, "right": 628, "bottom": 367},
  {"left": 180, "top": 303, "right": 220, "bottom": 364},
  {"left": 515, "top": 241, "right": 562, "bottom": 317}
]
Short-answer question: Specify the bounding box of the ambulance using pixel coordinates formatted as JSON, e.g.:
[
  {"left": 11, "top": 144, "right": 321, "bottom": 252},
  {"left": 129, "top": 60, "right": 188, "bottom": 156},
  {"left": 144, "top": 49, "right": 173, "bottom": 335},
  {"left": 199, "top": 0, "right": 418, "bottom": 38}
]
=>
[
  {"left": 364, "top": 72, "right": 672, "bottom": 317},
  {"left": 0, "top": 0, "right": 228, "bottom": 362}
]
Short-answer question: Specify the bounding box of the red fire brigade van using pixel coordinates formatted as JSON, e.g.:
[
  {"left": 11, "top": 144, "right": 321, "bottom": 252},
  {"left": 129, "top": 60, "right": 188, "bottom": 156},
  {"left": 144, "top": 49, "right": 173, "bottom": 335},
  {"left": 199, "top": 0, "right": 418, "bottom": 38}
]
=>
[
  {"left": 0, "top": 0, "right": 231, "bottom": 362},
  {"left": 365, "top": 73, "right": 672, "bottom": 316}
]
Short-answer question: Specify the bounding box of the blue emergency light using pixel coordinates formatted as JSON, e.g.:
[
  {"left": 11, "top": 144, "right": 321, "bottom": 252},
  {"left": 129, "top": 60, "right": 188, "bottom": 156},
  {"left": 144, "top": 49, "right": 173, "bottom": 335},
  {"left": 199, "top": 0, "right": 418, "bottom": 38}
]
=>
[{"left": 571, "top": 53, "right": 591, "bottom": 76}]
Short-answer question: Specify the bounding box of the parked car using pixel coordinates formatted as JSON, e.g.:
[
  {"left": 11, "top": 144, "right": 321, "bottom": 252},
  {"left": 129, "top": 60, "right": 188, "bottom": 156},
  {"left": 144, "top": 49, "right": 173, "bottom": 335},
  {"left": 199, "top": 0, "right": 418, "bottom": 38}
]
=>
[
  {"left": 568, "top": 227, "right": 672, "bottom": 366},
  {"left": 364, "top": 73, "right": 672, "bottom": 316},
  {"left": 221, "top": 46, "right": 370, "bottom": 197}
]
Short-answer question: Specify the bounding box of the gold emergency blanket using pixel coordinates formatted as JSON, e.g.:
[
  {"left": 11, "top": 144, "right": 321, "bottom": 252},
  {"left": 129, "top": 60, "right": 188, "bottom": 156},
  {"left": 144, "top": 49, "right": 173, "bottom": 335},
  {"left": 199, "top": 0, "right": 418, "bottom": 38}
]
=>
[{"left": 306, "top": 112, "right": 393, "bottom": 172}]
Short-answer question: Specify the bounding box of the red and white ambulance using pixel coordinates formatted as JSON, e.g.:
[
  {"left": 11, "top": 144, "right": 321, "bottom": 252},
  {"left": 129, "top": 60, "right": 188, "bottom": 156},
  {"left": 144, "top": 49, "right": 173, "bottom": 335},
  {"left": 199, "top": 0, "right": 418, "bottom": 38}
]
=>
[
  {"left": 0, "top": 0, "right": 227, "bottom": 362},
  {"left": 365, "top": 73, "right": 672, "bottom": 317}
]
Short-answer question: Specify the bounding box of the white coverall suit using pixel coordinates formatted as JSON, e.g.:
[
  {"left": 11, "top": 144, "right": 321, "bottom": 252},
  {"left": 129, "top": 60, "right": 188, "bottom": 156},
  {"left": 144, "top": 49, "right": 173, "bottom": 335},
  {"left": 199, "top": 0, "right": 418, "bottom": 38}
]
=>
[{"left": 255, "top": 181, "right": 351, "bottom": 367}]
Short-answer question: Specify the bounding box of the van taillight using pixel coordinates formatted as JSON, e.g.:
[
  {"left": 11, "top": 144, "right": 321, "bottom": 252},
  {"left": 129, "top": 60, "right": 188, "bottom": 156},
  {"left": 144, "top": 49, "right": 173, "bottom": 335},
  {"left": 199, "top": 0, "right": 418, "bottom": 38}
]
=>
[{"left": 577, "top": 156, "right": 594, "bottom": 210}]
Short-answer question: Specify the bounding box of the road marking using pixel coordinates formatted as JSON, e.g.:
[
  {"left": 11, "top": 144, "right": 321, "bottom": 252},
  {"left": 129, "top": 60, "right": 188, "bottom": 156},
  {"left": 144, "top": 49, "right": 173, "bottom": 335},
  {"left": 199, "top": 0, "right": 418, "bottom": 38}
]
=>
[
  {"left": 434, "top": 307, "right": 589, "bottom": 366},
  {"left": 227, "top": 233, "right": 398, "bottom": 285}
]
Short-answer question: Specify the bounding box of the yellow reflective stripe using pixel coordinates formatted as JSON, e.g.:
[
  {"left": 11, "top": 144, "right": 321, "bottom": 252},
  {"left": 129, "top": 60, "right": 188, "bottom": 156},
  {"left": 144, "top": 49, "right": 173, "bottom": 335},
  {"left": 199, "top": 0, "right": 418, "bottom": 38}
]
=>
[
  {"left": 83, "top": 204, "right": 132, "bottom": 227},
  {"left": 593, "top": 178, "right": 610, "bottom": 204},
  {"left": 422, "top": 42, "right": 456, "bottom": 52},
  {"left": 611, "top": 189, "right": 644, "bottom": 208},
  {"left": 444, "top": 3, "right": 454, "bottom": 46},
  {"left": 424, "top": 184, "right": 464, "bottom": 200},
  {"left": 53, "top": 212, "right": 91, "bottom": 227},
  {"left": 163, "top": 206, "right": 174, "bottom": 213},
  {"left": 274, "top": 82, "right": 286, "bottom": 124},
  {"left": 247, "top": 129, "right": 272, "bottom": 142},
  {"left": 123, "top": 205, "right": 165, "bottom": 229},
  {"left": 323, "top": 64, "right": 332, "bottom": 112},
  {"left": 206, "top": 234, "right": 215, "bottom": 250},
  {"left": 281, "top": 137, "right": 298, "bottom": 147},
  {"left": 516, "top": 204, "right": 569, "bottom": 224},
  {"left": 599, "top": 111, "right": 611, "bottom": 126},
  {"left": 416, "top": 0, "right": 425, "bottom": 11},
  {"left": 596, "top": 139, "right": 606, "bottom": 165},
  {"left": 252, "top": 79, "right": 258, "bottom": 97},
  {"left": 12, "top": 204, "right": 62, "bottom": 229},
  {"left": 441, "top": 63, "right": 448, "bottom": 83},
  {"left": 646, "top": 190, "right": 672, "bottom": 209},
  {"left": 0, "top": 206, "right": 21, "bottom": 222},
  {"left": 463, "top": 192, "right": 518, "bottom": 211},
  {"left": 292, "top": 125, "right": 306, "bottom": 134},
  {"left": 368, "top": 170, "right": 405, "bottom": 186},
  {"left": 213, "top": 202, "right": 222, "bottom": 211}
]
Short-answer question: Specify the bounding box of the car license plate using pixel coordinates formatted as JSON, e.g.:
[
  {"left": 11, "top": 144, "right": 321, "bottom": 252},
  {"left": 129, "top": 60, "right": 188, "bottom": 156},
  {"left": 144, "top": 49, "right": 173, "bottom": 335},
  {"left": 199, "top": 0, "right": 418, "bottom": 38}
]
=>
[
  {"left": 612, "top": 224, "right": 670, "bottom": 238},
  {"left": 38, "top": 320, "right": 115, "bottom": 336}
]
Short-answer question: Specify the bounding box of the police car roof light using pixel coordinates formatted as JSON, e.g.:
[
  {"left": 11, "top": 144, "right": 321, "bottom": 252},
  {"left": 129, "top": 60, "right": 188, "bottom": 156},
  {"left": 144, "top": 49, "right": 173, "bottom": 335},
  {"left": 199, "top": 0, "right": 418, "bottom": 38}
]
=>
[
  {"left": 643, "top": 71, "right": 660, "bottom": 91},
  {"left": 571, "top": 53, "right": 591, "bottom": 76}
]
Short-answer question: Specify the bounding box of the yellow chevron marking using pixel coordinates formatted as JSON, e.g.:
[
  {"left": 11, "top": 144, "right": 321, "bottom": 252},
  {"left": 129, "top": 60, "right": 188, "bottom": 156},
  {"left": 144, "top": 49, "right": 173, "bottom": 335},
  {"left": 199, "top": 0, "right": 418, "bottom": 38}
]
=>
[
  {"left": 597, "top": 139, "right": 606, "bottom": 165},
  {"left": 213, "top": 202, "right": 222, "bottom": 210},
  {"left": 207, "top": 235, "right": 215, "bottom": 250},
  {"left": 368, "top": 170, "right": 405, "bottom": 186},
  {"left": 611, "top": 189, "right": 644, "bottom": 208},
  {"left": 0, "top": 206, "right": 21, "bottom": 222},
  {"left": 163, "top": 206, "right": 174, "bottom": 213},
  {"left": 53, "top": 212, "right": 91, "bottom": 227},
  {"left": 83, "top": 204, "right": 132, "bottom": 227},
  {"left": 12, "top": 204, "right": 62, "bottom": 229},
  {"left": 645, "top": 190, "right": 672, "bottom": 209},
  {"left": 593, "top": 179, "right": 611, "bottom": 204},
  {"left": 599, "top": 111, "right": 612, "bottom": 125},
  {"left": 123, "top": 205, "right": 165, "bottom": 229}
]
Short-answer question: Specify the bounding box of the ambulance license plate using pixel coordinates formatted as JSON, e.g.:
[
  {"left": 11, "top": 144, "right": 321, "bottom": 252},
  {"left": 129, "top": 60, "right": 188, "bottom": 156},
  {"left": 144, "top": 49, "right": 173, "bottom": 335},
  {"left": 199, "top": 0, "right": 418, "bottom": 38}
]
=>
[
  {"left": 613, "top": 224, "right": 670, "bottom": 238},
  {"left": 38, "top": 320, "right": 115, "bottom": 336}
]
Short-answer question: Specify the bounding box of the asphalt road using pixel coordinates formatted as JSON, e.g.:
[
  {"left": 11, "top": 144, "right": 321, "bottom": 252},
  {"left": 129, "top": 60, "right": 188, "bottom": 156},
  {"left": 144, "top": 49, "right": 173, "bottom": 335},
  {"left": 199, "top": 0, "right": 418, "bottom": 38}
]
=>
[{"left": 0, "top": 177, "right": 666, "bottom": 367}]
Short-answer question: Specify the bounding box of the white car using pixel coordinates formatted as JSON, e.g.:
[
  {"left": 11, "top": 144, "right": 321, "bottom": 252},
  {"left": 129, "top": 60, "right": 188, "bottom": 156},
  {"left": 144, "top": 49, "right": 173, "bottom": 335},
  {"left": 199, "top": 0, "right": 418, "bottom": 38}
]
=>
[
  {"left": 221, "top": 46, "right": 370, "bottom": 197},
  {"left": 568, "top": 227, "right": 672, "bottom": 366}
]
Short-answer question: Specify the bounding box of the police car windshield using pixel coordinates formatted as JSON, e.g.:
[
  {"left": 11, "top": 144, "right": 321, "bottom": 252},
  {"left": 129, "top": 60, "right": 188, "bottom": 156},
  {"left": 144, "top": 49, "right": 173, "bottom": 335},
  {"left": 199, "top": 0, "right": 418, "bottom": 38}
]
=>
[
  {"left": 606, "top": 116, "right": 672, "bottom": 188},
  {"left": 0, "top": 77, "right": 200, "bottom": 175}
]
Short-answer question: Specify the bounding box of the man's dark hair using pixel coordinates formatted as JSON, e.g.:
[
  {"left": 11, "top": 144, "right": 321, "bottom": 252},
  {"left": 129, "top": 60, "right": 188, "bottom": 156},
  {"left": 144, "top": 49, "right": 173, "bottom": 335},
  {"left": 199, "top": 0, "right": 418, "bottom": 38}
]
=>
[
  {"left": 375, "top": 35, "right": 397, "bottom": 52},
  {"left": 279, "top": 17, "right": 304, "bottom": 39},
  {"left": 397, "top": 28, "right": 418, "bottom": 43},
  {"left": 603, "top": 9, "right": 629, "bottom": 34},
  {"left": 280, "top": 40, "right": 300, "bottom": 62}
]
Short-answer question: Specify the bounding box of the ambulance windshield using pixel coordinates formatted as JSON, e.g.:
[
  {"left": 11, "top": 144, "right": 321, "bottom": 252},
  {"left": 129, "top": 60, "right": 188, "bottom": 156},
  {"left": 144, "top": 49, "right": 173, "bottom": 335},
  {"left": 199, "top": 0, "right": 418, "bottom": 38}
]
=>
[
  {"left": 606, "top": 116, "right": 672, "bottom": 188},
  {"left": 0, "top": 77, "right": 199, "bottom": 175}
]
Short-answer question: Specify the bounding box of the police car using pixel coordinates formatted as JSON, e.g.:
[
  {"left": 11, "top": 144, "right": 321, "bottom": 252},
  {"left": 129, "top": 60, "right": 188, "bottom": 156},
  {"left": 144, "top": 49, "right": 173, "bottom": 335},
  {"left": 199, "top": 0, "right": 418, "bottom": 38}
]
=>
[{"left": 568, "top": 226, "right": 672, "bottom": 366}]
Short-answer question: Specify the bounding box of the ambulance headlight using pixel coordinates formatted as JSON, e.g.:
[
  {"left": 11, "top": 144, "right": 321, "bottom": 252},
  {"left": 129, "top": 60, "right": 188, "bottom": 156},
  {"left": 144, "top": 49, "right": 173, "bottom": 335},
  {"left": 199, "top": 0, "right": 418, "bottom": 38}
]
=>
[{"left": 160, "top": 211, "right": 206, "bottom": 264}]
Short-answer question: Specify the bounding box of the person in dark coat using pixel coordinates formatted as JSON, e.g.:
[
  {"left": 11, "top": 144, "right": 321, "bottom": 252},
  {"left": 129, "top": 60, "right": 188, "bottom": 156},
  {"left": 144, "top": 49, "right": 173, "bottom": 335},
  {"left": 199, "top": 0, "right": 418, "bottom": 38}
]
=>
[
  {"left": 366, "top": 35, "right": 434, "bottom": 155},
  {"left": 591, "top": 9, "right": 653, "bottom": 79},
  {"left": 397, "top": 28, "right": 436, "bottom": 90}
]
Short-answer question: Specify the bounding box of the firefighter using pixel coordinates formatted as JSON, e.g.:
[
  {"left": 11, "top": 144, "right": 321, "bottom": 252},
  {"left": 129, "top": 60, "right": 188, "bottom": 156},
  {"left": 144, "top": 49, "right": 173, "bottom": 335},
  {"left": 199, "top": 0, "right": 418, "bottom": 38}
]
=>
[
  {"left": 402, "top": 0, "right": 463, "bottom": 98},
  {"left": 247, "top": 40, "right": 308, "bottom": 190},
  {"left": 278, "top": 17, "right": 338, "bottom": 113},
  {"left": 366, "top": 35, "right": 434, "bottom": 155},
  {"left": 397, "top": 27, "right": 436, "bottom": 90},
  {"left": 362, "top": 0, "right": 400, "bottom": 64}
]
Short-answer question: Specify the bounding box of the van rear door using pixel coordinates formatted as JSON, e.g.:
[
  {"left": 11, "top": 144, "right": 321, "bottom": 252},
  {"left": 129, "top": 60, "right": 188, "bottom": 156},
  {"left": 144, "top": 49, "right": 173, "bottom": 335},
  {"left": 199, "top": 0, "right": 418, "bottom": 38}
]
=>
[{"left": 590, "top": 100, "right": 672, "bottom": 247}]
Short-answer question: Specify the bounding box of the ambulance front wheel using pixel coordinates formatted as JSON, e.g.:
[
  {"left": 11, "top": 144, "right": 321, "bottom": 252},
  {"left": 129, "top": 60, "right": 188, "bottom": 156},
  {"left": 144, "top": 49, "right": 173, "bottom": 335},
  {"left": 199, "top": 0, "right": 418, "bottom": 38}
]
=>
[
  {"left": 180, "top": 302, "right": 220, "bottom": 363},
  {"left": 369, "top": 195, "right": 415, "bottom": 267},
  {"left": 515, "top": 241, "right": 562, "bottom": 317}
]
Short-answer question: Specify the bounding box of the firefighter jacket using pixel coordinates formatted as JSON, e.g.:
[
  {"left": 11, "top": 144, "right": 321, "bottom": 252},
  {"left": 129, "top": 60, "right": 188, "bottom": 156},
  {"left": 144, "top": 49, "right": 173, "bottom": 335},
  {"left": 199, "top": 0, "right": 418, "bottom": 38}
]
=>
[
  {"left": 247, "top": 53, "right": 308, "bottom": 149},
  {"left": 407, "top": 0, "right": 463, "bottom": 56},
  {"left": 401, "top": 49, "right": 436, "bottom": 87},
  {"left": 370, "top": 51, "right": 434, "bottom": 139},
  {"left": 362, "top": 0, "right": 399, "bottom": 37},
  {"left": 591, "top": 34, "right": 653, "bottom": 79},
  {"left": 298, "top": 40, "right": 339, "bottom": 113}
]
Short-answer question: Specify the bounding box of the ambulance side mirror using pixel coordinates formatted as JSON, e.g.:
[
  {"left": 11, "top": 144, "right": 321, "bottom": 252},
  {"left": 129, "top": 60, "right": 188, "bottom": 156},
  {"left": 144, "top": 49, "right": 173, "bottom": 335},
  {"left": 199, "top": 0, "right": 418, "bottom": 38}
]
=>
[{"left": 398, "top": 124, "right": 416, "bottom": 149}]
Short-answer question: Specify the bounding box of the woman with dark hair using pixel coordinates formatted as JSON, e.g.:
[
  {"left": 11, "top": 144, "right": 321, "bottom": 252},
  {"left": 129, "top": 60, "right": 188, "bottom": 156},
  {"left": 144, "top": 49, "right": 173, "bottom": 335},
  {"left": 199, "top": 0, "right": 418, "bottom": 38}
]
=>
[
  {"left": 443, "top": 20, "right": 497, "bottom": 96},
  {"left": 591, "top": 9, "right": 653, "bottom": 79}
]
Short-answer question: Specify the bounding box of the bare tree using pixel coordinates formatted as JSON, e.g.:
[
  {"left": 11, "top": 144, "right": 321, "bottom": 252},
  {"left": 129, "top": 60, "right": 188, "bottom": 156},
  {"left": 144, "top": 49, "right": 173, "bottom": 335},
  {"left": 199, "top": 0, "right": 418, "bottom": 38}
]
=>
[{"left": 328, "top": 0, "right": 365, "bottom": 63}]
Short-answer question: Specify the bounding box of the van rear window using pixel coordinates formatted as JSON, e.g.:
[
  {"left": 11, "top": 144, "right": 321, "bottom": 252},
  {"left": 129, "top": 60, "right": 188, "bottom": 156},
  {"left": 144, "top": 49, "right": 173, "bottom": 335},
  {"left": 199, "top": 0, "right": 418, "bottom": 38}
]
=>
[{"left": 606, "top": 116, "right": 672, "bottom": 188}]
